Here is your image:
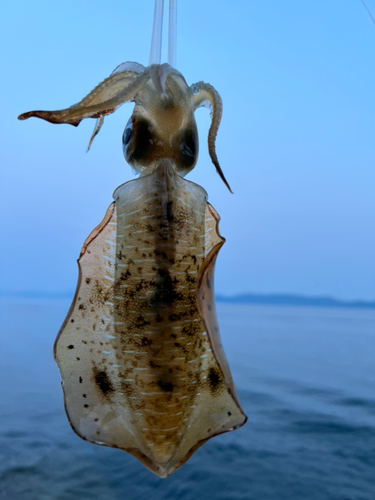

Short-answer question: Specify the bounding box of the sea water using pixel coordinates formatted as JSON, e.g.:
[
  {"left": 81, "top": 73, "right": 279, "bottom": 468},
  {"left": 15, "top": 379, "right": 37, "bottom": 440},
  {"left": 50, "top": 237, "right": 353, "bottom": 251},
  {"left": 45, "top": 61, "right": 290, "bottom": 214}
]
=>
[{"left": 0, "top": 299, "right": 374, "bottom": 499}]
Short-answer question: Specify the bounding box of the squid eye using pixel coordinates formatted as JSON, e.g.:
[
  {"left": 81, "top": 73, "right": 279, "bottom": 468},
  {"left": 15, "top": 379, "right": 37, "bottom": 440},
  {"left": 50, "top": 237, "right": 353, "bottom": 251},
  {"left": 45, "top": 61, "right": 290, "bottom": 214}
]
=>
[
  {"left": 125, "top": 117, "right": 153, "bottom": 164},
  {"left": 122, "top": 119, "right": 133, "bottom": 157},
  {"left": 179, "top": 128, "right": 198, "bottom": 169}
]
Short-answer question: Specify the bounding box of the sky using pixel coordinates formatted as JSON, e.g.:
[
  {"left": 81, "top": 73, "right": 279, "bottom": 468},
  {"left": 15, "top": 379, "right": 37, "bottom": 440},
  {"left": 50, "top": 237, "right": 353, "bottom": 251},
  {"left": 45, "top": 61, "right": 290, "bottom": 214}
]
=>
[{"left": 1, "top": 0, "right": 374, "bottom": 300}]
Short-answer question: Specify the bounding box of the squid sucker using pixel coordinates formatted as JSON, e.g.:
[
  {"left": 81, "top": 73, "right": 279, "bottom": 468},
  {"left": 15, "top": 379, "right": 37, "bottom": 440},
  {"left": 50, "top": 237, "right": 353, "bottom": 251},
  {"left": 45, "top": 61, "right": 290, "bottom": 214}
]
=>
[{"left": 19, "top": 61, "right": 247, "bottom": 477}]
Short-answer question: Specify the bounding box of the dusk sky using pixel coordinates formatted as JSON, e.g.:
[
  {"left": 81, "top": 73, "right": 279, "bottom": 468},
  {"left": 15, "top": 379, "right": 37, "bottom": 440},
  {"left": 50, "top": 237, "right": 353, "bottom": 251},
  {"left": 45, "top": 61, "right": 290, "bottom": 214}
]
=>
[{"left": 1, "top": 0, "right": 374, "bottom": 300}]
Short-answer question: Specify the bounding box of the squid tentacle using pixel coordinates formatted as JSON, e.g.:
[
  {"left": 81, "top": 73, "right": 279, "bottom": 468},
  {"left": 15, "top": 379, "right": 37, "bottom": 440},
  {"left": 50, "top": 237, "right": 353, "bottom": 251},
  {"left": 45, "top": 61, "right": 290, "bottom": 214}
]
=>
[
  {"left": 87, "top": 62, "right": 147, "bottom": 151},
  {"left": 149, "top": 63, "right": 182, "bottom": 95},
  {"left": 87, "top": 116, "right": 104, "bottom": 152},
  {"left": 111, "top": 61, "right": 146, "bottom": 75},
  {"left": 18, "top": 70, "right": 150, "bottom": 127},
  {"left": 191, "top": 82, "right": 232, "bottom": 193}
]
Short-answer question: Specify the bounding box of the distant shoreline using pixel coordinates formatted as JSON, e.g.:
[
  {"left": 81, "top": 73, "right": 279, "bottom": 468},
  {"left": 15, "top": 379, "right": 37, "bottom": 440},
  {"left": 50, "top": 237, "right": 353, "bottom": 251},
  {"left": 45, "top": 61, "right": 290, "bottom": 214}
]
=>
[
  {"left": 1, "top": 291, "right": 374, "bottom": 310},
  {"left": 216, "top": 293, "right": 375, "bottom": 310}
]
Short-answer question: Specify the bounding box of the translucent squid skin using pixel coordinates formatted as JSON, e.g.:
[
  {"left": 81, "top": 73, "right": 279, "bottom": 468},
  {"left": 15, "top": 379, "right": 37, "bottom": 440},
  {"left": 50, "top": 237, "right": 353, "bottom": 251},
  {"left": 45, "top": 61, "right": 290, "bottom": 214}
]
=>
[{"left": 19, "top": 62, "right": 247, "bottom": 476}]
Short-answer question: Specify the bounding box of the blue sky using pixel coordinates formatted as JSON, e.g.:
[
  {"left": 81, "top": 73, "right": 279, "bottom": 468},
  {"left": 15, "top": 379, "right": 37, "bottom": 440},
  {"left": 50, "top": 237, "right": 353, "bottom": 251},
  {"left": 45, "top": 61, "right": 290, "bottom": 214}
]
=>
[{"left": 1, "top": 0, "right": 374, "bottom": 300}]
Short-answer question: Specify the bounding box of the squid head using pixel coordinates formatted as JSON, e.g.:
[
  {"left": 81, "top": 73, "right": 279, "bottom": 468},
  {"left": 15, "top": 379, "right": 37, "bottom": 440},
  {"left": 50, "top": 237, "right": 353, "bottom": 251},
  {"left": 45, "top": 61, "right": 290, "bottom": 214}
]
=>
[{"left": 18, "top": 62, "right": 232, "bottom": 192}]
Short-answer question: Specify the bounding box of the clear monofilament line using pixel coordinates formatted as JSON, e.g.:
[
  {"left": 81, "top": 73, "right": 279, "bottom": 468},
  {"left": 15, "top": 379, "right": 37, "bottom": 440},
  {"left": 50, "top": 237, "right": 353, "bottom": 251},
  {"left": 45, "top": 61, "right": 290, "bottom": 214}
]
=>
[
  {"left": 168, "top": 0, "right": 177, "bottom": 68},
  {"left": 149, "top": 0, "right": 164, "bottom": 65},
  {"left": 359, "top": 0, "right": 375, "bottom": 25}
]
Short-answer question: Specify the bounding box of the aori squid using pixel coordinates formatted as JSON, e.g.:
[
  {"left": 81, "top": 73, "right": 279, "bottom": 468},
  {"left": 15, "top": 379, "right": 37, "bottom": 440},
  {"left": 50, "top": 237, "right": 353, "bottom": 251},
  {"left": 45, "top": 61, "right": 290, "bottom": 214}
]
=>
[{"left": 18, "top": 0, "right": 246, "bottom": 477}]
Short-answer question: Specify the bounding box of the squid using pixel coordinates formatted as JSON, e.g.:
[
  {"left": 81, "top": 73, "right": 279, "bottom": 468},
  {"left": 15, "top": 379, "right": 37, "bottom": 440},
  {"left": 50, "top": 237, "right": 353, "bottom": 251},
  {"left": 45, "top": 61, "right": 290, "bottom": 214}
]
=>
[{"left": 18, "top": 0, "right": 246, "bottom": 478}]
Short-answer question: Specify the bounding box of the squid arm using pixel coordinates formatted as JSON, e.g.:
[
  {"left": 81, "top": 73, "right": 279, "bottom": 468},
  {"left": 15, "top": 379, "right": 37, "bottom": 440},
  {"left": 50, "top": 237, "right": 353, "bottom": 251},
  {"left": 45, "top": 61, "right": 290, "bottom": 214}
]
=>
[
  {"left": 18, "top": 68, "right": 150, "bottom": 126},
  {"left": 191, "top": 82, "right": 232, "bottom": 193}
]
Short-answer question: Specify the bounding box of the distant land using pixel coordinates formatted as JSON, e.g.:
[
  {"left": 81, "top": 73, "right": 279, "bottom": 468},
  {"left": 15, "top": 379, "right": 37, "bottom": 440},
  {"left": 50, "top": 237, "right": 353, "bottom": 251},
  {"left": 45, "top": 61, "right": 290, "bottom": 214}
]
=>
[
  {"left": 216, "top": 293, "right": 375, "bottom": 309},
  {"left": 1, "top": 291, "right": 374, "bottom": 309}
]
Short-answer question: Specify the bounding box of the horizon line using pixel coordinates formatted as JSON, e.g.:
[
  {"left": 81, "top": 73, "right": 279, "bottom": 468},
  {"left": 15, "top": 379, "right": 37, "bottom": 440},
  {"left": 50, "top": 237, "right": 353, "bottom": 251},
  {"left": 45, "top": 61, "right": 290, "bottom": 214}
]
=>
[{"left": 1, "top": 290, "right": 374, "bottom": 309}]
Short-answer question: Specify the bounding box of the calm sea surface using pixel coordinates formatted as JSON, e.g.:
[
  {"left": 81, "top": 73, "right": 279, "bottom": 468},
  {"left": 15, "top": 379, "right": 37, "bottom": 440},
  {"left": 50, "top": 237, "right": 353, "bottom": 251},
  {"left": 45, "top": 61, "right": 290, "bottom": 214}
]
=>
[{"left": 0, "top": 299, "right": 374, "bottom": 500}]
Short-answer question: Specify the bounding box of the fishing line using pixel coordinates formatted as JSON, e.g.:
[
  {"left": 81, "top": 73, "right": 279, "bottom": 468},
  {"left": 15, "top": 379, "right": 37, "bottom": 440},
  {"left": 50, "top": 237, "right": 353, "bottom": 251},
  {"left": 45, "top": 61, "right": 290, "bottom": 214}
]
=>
[
  {"left": 149, "top": 0, "right": 178, "bottom": 68},
  {"left": 359, "top": 0, "right": 375, "bottom": 26}
]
